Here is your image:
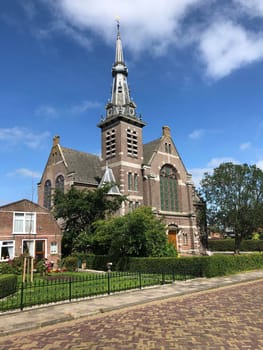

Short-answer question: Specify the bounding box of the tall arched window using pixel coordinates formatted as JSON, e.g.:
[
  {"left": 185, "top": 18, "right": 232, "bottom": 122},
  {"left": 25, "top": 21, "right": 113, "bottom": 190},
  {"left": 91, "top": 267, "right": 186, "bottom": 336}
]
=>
[
  {"left": 55, "top": 175, "right": 64, "bottom": 193},
  {"left": 160, "top": 165, "right": 179, "bottom": 211},
  {"left": 44, "top": 180, "right": 52, "bottom": 210}
]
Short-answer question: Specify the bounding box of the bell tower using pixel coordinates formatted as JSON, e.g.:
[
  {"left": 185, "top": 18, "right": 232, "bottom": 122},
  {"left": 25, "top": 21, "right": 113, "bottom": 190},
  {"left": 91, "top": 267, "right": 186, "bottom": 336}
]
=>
[{"left": 98, "top": 22, "right": 146, "bottom": 212}]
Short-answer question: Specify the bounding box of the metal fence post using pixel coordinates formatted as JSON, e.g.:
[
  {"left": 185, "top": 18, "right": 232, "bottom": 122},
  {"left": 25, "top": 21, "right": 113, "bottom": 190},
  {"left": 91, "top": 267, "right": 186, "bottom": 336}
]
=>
[
  {"left": 139, "top": 272, "right": 142, "bottom": 289},
  {"left": 69, "top": 278, "right": 72, "bottom": 302},
  {"left": 20, "top": 282, "right": 24, "bottom": 311},
  {"left": 107, "top": 272, "right": 111, "bottom": 295}
]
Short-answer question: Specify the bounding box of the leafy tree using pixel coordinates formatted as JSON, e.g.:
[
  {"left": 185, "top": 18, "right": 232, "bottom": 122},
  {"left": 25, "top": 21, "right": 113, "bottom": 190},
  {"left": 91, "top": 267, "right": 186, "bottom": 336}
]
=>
[
  {"left": 53, "top": 185, "right": 124, "bottom": 255},
  {"left": 92, "top": 206, "right": 177, "bottom": 258},
  {"left": 200, "top": 163, "right": 263, "bottom": 252}
]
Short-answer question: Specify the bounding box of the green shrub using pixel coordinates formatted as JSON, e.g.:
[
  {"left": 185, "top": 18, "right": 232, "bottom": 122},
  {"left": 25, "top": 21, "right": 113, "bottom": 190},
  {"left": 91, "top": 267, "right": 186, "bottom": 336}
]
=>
[
  {"left": 208, "top": 239, "right": 263, "bottom": 252},
  {"left": 0, "top": 262, "right": 15, "bottom": 274},
  {"left": 0, "top": 274, "right": 18, "bottom": 298},
  {"left": 123, "top": 254, "right": 263, "bottom": 278},
  {"left": 62, "top": 256, "right": 78, "bottom": 271}
]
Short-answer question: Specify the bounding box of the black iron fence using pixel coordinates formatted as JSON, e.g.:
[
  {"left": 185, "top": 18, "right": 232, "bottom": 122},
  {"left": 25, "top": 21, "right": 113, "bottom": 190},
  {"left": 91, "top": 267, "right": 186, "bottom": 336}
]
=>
[{"left": 0, "top": 271, "right": 189, "bottom": 313}]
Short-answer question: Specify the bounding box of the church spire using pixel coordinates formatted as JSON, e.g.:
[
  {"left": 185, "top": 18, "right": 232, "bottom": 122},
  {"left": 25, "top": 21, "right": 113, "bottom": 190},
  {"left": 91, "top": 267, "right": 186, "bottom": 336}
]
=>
[
  {"left": 98, "top": 21, "right": 145, "bottom": 129},
  {"left": 115, "top": 20, "right": 124, "bottom": 64}
]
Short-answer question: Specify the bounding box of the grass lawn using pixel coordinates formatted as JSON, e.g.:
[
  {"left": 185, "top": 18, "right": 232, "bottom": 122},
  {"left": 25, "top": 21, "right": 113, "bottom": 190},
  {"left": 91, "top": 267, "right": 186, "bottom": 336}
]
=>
[{"left": 0, "top": 271, "right": 175, "bottom": 312}]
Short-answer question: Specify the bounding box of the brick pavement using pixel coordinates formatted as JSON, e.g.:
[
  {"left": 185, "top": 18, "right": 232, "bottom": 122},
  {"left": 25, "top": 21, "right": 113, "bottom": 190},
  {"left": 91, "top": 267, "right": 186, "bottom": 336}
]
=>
[{"left": 0, "top": 279, "right": 263, "bottom": 349}]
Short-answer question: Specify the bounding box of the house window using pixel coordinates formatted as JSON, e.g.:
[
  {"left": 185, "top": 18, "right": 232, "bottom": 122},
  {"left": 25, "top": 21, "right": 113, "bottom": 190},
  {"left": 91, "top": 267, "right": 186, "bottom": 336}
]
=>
[
  {"left": 55, "top": 175, "right": 64, "bottom": 193},
  {"left": 50, "top": 242, "right": 58, "bottom": 254},
  {"left": 0, "top": 241, "right": 14, "bottom": 260},
  {"left": 13, "top": 212, "right": 36, "bottom": 234},
  {"left": 160, "top": 165, "right": 179, "bottom": 212},
  {"left": 128, "top": 172, "right": 132, "bottom": 191},
  {"left": 44, "top": 179, "right": 52, "bottom": 209}
]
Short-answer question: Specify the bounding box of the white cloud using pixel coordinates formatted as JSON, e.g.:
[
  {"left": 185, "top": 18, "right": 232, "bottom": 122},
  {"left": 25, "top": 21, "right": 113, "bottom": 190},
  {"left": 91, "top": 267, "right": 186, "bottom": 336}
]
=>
[
  {"left": 0, "top": 127, "right": 50, "bottom": 149},
  {"left": 256, "top": 160, "right": 263, "bottom": 170},
  {"left": 20, "top": 1, "right": 37, "bottom": 20},
  {"left": 190, "top": 157, "right": 240, "bottom": 187},
  {"left": 37, "top": 20, "right": 92, "bottom": 51},
  {"left": 207, "top": 157, "right": 239, "bottom": 168},
  {"left": 46, "top": 0, "right": 205, "bottom": 54},
  {"left": 189, "top": 167, "right": 210, "bottom": 187},
  {"left": 70, "top": 100, "right": 101, "bottom": 114},
  {"left": 35, "top": 100, "right": 101, "bottom": 119},
  {"left": 35, "top": 105, "right": 59, "bottom": 119},
  {"left": 40, "top": 1, "right": 263, "bottom": 80},
  {"left": 234, "top": 0, "right": 263, "bottom": 17},
  {"left": 189, "top": 129, "right": 205, "bottom": 140},
  {"left": 199, "top": 20, "right": 263, "bottom": 79},
  {"left": 7, "top": 168, "right": 41, "bottom": 179},
  {"left": 240, "top": 142, "right": 251, "bottom": 150}
]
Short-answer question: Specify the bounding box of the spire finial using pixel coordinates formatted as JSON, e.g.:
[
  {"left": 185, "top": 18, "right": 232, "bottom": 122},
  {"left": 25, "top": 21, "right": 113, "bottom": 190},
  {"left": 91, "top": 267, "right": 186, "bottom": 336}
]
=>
[{"left": 116, "top": 16, "right": 120, "bottom": 37}]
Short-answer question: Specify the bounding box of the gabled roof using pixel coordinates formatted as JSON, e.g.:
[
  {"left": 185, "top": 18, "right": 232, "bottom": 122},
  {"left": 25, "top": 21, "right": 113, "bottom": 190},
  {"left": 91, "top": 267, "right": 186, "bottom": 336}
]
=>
[
  {"left": 60, "top": 147, "right": 102, "bottom": 186},
  {"left": 0, "top": 199, "right": 50, "bottom": 212},
  {"left": 143, "top": 138, "right": 161, "bottom": 165}
]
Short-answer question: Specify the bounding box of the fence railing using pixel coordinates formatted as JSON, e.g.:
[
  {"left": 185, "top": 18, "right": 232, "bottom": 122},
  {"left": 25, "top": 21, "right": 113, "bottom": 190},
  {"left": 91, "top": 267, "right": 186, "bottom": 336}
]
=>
[{"left": 0, "top": 271, "right": 191, "bottom": 313}]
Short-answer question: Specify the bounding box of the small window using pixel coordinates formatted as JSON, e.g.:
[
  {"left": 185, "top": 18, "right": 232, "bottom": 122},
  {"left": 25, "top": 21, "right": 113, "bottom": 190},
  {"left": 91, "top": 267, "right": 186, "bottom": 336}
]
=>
[
  {"left": 134, "top": 173, "right": 138, "bottom": 191},
  {"left": 55, "top": 175, "right": 64, "bottom": 193},
  {"left": 50, "top": 242, "right": 58, "bottom": 254},
  {"left": 44, "top": 180, "right": 52, "bottom": 209},
  {"left": 128, "top": 172, "right": 132, "bottom": 191},
  {"left": 0, "top": 241, "right": 14, "bottom": 260}
]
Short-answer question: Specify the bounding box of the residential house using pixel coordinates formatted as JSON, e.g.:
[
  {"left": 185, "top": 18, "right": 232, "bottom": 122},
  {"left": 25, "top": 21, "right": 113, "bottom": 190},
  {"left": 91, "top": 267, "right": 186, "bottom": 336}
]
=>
[{"left": 0, "top": 199, "right": 62, "bottom": 265}]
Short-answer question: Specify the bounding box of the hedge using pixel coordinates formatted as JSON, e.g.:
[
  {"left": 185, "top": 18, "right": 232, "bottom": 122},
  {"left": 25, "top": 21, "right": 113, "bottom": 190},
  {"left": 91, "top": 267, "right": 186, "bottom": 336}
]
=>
[
  {"left": 0, "top": 274, "right": 18, "bottom": 298},
  {"left": 208, "top": 239, "right": 263, "bottom": 251},
  {"left": 73, "top": 252, "right": 263, "bottom": 278},
  {"left": 127, "top": 254, "right": 263, "bottom": 278}
]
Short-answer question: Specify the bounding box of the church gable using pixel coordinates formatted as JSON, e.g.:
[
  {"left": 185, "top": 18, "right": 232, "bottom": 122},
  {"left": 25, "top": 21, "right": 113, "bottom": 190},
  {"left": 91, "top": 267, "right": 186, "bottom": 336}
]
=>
[{"left": 143, "top": 126, "right": 190, "bottom": 183}]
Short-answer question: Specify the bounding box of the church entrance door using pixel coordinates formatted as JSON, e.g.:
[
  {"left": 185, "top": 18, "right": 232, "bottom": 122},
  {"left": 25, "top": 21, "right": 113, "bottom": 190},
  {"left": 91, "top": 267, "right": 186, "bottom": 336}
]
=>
[{"left": 168, "top": 230, "right": 177, "bottom": 249}]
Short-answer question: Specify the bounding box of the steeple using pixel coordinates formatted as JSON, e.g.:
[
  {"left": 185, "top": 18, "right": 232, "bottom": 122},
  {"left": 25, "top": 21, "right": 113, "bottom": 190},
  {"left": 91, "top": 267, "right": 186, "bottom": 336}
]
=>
[{"left": 98, "top": 21, "right": 145, "bottom": 128}]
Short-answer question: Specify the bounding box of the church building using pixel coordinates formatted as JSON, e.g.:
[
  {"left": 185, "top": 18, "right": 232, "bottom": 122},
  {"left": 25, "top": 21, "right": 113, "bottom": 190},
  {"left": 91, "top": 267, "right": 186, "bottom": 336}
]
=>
[{"left": 38, "top": 23, "right": 203, "bottom": 255}]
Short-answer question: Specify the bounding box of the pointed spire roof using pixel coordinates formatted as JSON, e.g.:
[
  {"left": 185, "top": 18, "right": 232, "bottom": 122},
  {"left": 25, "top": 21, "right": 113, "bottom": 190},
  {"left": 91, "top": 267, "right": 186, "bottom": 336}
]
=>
[
  {"left": 99, "top": 164, "right": 121, "bottom": 195},
  {"left": 98, "top": 21, "right": 146, "bottom": 129},
  {"left": 115, "top": 20, "right": 124, "bottom": 65}
]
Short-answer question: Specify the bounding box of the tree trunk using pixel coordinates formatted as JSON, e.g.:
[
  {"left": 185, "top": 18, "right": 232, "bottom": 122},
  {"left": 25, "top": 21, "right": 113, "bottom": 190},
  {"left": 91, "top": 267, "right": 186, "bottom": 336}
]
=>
[{"left": 234, "top": 234, "right": 242, "bottom": 254}]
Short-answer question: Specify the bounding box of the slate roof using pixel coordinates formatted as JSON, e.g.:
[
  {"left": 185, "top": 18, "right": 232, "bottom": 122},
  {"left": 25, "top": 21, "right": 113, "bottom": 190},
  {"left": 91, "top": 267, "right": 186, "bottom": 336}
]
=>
[
  {"left": 61, "top": 147, "right": 102, "bottom": 186},
  {"left": 143, "top": 138, "right": 161, "bottom": 165}
]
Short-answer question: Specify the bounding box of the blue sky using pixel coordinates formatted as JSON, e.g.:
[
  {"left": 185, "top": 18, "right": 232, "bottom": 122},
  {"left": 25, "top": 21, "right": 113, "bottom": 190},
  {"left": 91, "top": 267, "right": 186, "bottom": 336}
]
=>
[{"left": 1, "top": 0, "right": 263, "bottom": 205}]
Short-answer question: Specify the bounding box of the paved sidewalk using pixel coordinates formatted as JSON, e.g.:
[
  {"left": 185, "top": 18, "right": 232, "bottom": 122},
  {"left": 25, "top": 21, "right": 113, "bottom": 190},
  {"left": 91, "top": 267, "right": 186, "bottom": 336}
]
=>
[{"left": 1, "top": 269, "right": 263, "bottom": 337}]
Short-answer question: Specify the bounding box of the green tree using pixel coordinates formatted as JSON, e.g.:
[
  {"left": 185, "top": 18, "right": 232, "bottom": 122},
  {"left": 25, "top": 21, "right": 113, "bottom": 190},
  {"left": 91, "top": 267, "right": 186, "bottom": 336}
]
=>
[
  {"left": 200, "top": 163, "right": 263, "bottom": 252},
  {"left": 92, "top": 206, "right": 177, "bottom": 258},
  {"left": 53, "top": 185, "right": 124, "bottom": 256}
]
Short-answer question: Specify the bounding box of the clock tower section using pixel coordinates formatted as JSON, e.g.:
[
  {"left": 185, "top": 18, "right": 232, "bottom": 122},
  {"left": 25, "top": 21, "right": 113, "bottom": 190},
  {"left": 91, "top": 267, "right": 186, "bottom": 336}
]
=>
[{"left": 98, "top": 22, "right": 146, "bottom": 213}]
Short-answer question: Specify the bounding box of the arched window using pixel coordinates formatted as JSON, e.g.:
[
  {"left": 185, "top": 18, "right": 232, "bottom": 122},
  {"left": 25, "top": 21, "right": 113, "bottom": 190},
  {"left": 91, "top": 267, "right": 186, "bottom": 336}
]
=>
[
  {"left": 160, "top": 165, "right": 179, "bottom": 212},
  {"left": 55, "top": 175, "right": 64, "bottom": 193},
  {"left": 44, "top": 180, "right": 52, "bottom": 210}
]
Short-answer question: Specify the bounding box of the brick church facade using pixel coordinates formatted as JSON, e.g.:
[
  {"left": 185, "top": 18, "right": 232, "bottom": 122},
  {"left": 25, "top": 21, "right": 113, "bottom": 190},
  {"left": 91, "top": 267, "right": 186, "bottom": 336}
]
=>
[{"left": 38, "top": 24, "right": 204, "bottom": 255}]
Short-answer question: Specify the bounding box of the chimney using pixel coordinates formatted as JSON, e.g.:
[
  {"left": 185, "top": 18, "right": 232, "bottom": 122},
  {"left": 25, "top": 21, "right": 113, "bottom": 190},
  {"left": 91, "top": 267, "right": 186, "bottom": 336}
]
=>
[
  {"left": 162, "top": 126, "right": 171, "bottom": 137},
  {"left": 53, "top": 135, "right": 60, "bottom": 146}
]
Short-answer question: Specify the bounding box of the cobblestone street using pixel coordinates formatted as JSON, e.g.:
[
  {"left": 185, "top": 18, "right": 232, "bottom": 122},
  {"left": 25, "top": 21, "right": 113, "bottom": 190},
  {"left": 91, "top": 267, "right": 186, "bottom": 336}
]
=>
[{"left": 0, "top": 279, "right": 263, "bottom": 349}]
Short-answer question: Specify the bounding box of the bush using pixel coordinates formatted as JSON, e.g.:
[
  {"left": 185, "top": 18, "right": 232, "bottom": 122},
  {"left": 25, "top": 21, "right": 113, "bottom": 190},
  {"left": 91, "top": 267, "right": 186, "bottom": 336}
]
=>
[
  {"left": 0, "top": 262, "right": 15, "bottom": 274},
  {"left": 208, "top": 239, "right": 263, "bottom": 252},
  {"left": 62, "top": 256, "right": 78, "bottom": 271},
  {"left": 0, "top": 274, "right": 18, "bottom": 298},
  {"left": 123, "top": 254, "right": 263, "bottom": 278}
]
